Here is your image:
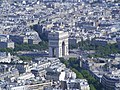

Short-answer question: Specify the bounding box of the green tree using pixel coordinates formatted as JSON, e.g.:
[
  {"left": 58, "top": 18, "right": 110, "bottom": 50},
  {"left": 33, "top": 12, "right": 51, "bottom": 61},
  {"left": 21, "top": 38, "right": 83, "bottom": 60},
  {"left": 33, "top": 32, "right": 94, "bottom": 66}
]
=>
[
  {"left": 90, "top": 84, "right": 96, "bottom": 90},
  {"left": 19, "top": 56, "right": 32, "bottom": 62},
  {"left": 14, "top": 41, "right": 48, "bottom": 51},
  {"left": 71, "top": 68, "right": 84, "bottom": 79}
]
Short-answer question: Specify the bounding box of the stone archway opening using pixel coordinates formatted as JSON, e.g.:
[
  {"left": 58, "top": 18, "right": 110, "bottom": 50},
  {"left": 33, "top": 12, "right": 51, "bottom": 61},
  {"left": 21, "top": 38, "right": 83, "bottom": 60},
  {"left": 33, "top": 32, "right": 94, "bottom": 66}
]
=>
[
  {"left": 62, "top": 41, "right": 65, "bottom": 56},
  {"left": 52, "top": 48, "right": 56, "bottom": 57}
]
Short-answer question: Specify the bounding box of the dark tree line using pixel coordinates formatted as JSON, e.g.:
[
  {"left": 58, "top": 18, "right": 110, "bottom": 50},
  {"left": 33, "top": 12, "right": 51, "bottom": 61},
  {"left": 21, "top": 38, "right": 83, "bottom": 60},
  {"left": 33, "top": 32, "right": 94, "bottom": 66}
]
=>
[{"left": 60, "top": 58, "right": 104, "bottom": 90}]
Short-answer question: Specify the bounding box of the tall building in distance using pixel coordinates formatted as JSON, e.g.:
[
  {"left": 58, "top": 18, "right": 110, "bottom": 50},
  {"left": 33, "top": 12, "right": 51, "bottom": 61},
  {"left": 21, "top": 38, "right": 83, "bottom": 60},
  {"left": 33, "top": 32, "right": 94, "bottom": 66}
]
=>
[{"left": 48, "top": 31, "right": 69, "bottom": 57}]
